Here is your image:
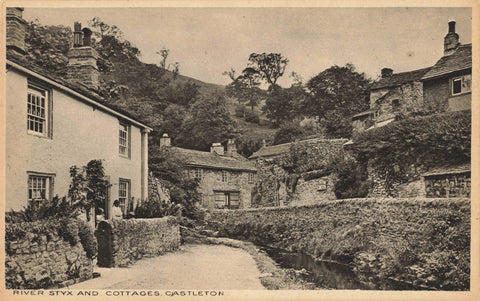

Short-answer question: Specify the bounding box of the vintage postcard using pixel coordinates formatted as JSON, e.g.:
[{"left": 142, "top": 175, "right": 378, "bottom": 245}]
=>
[{"left": 1, "top": 0, "right": 479, "bottom": 300}]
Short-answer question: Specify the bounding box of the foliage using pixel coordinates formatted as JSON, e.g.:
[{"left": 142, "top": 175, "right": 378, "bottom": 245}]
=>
[
  {"left": 88, "top": 17, "right": 140, "bottom": 72},
  {"left": 272, "top": 121, "right": 305, "bottom": 145},
  {"left": 224, "top": 68, "right": 264, "bottom": 111},
  {"left": 149, "top": 147, "right": 202, "bottom": 219},
  {"left": 263, "top": 85, "right": 306, "bottom": 126},
  {"left": 175, "top": 94, "right": 238, "bottom": 151},
  {"left": 6, "top": 217, "right": 97, "bottom": 260},
  {"left": 329, "top": 155, "right": 370, "bottom": 199},
  {"left": 5, "top": 196, "right": 78, "bottom": 224},
  {"left": 85, "top": 160, "right": 109, "bottom": 212},
  {"left": 351, "top": 111, "right": 471, "bottom": 186},
  {"left": 134, "top": 197, "right": 182, "bottom": 218},
  {"left": 244, "top": 110, "right": 260, "bottom": 124},
  {"left": 304, "top": 63, "right": 371, "bottom": 138},
  {"left": 246, "top": 53, "right": 289, "bottom": 87},
  {"left": 236, "top": 135, "right": 264, "bottom": 158}
]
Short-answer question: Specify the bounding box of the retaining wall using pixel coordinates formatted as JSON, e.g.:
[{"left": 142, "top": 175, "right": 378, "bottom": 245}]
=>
[
  {"left": 96, "top": 217, "right": 181, "bottom": 267},
  {"left": 5, "top": 218, "right": 95, "bottom": 289},
  {"left": 205, "top": 198, "right": 470, "bottom": 290}
]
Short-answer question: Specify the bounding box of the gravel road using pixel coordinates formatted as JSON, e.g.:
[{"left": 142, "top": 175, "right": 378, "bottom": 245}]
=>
[{"left": 67, "top": 244, "right": 265, "bottom": 290}]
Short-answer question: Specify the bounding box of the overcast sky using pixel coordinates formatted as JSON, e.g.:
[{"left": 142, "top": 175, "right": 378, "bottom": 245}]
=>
[{"left": 23, "top": 7, "right": 472, "bottom": 87}]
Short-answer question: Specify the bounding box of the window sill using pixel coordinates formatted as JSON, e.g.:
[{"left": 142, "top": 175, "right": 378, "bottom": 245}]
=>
[
  {"left": 119, "top": 154, "right": 131, "bottom": 160},
  {"left": 450, "top": 91, "right": 471, "bottom": 98},
  {"left": 27, "top": 131, "right": 51, "bottom": 139}
]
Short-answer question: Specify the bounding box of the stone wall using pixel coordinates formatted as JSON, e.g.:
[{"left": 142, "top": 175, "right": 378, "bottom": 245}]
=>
[
  {"left": 252, "top": 139, "right": 347, "bottom": 207},
  {"left": 425, "top": 172, "right": 470, "bottom": 198},
  {"left": 289, "top": 174, "right": 337, "bottom": 206},
  {"left": 96, "top": 217, "right": 180, "bottom": 267},
  {"left": 5, "top": 219, "right": 95, "bottom": 289},
  {"left": 204, "top": 198, "right": 470, "bottom": 290}
]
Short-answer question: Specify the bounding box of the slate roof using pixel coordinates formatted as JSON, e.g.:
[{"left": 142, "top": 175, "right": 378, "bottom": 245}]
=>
[
  {"left": 371, "top": 67, "right": 431, "bottom": 90},
  {"left": 6, "top": 49, "right": 151, "bottom": 129},
  {"left": 249, "top": 138, "right": 348, "bottom": 160},
  {"left": 421, "top": 44, "right": 472, "bottom": 80},
  {"left": 171, "top": 147, "right": 256, "bottom": 172},
  {"left": 423, "top": 163, "right": 471, "bottom": 177}
]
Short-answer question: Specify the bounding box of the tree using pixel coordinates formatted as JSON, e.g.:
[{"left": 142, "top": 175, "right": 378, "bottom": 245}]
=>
[
  {"left": 304, "top": 63, "right": 371, "bottom": 138},
  {"left": 247, "top": 53, "right": 289, "bottom": 88},
  {"left": 24, "top": 20, "right": 72, "bottom": 76},
  {"left": 149, "top": 147, "right": 201, "bottom": 219},
  {"left": 88, "top": 17, "right": 140, "bottom": 72},
  {"left": 224, "top": 68, "right": 264, "bottom": 111},
  {"left": 156, "top": 47, "right": 169, "bottom": 69},
  {"left": 176, "top": 94, "right": 238, "bottom": 151},
  {"left": 262, "top": 85, "right": 306, "bottom": 127},
  {"left": 272, "top": 121, "right": 305, "bottom": 145}
]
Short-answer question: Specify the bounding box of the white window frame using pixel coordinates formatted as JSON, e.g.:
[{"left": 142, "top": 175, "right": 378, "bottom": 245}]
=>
[
  {"left": 194, "top": 168, "right": 203, "bottom": 180},
  {"left": 452, "top": 75, "right": 472, "bottom": 96},
  {"left": 27, "top": 84, "right": 50, "bottom": 137},
  {"left": 119, "top": 121, "right": 130, "bottom": 158},
  {"left": 27, "top": 172, "right": 55, "bottom": 205},
  {"left": 248, "top": 172, "right": 255, "bottom": 184},
  {"left": 222, "top": 170, "right": 228, "bottom": 183},
  {"left": 118, "top": 178, "right": 131, "bottom": 214}
]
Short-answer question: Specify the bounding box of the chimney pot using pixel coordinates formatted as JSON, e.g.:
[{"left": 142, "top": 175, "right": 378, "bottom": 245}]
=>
[
  {"left": 73, "top": 22, "right": 83, "bottom": 47},
  {"left": 444, "top": 21, "right": 460, "bottom": 55},
  {"left": 448, "top": 20, "right": 456, "bottom": 33},
  {"left": 82, "top": 28, "right": 93, "bottom": 46},
  {"left": 381, "top": 68, "right": 393, "bottom": 78}
]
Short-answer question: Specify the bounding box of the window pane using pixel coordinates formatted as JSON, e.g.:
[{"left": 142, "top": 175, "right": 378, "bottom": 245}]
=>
[{"left": 453, "top": 79, "right": 462, "bottom": 94}]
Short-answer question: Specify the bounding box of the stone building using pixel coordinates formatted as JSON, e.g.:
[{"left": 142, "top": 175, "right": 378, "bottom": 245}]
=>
[
  {"left": 159, "top": 135, "right": 256, "bottom": 209},
  {"left": 5, "top": 8, "right": 152, "bottom": 217},
  {"left": 423, "top": 164, "right": 471, "bottom": 198},
  {"left": 352, "top": 21, "right": 471, "bottom": 133},
  {"left": 249, "top": 138, "right": 347, "bottom": 207}
]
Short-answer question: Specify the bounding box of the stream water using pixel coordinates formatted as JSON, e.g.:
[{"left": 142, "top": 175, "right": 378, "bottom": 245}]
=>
[{"left": 261, "top": 246, "right": 427, "bottom": 290}]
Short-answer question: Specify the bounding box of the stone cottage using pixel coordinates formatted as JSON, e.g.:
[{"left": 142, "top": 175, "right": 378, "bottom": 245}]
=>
[
  {"left": 352, "top": 21, "right": 471, "bottom": 133},
  {"left": 159, "top": 135, "right": 256, "bottom": 209},
  {"left": 249, "top": 138, "right": 347, "bottom": 207},
  {"left": 423, "top": 164, "right": 470, "bottom": 198},
  {"left": 5, "top": 8, "right": 152, "bottom": 218}
]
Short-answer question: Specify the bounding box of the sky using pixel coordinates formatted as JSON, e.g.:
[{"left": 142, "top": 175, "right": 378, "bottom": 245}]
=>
[{"left": 23, "top": 7, "right": 472, "bottom": 87}]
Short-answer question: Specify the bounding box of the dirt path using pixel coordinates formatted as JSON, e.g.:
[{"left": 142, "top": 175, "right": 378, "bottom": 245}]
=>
[{"left": 67, "top": 244, "right": 265, "bottom": 290}]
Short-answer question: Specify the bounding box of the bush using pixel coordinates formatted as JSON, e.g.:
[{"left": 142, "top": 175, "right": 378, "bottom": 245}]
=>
[
  {"left": 77, "top": 219, "right": 98, "bottom": 259},
  {"left": 234, "top": 105, "right": 247, "bottom": 118},
  {"left": 330, "top": 155, "right": 370, "bottom": 199},
  {"left": 134, "top": 197, "right": 182, "bottom": 218},
  {"left": 5, "top": 196, "right": 78, "bottom": 223},
  {"left": 244, "top": 110, "right": 260, "bottom": 124}
]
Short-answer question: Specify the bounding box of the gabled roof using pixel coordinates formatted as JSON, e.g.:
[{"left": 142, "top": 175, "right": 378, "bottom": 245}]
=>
[
  {"left": 249, "top": 138, "right": 348, "bottom": 160},
  {"left": 371, "top": 67, "right": 431, "bottom": 90},
  {"left": 6, "top": 50, "right": 152, "bottom": 130},
  {"left": 171, "top": 147, "right": 256, "bottom": 172},
  {"left": 421, "top": 44, "right": 472, "bottom": 81}
]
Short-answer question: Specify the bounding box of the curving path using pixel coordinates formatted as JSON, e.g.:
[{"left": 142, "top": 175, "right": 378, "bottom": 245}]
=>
[{"left": 67, "top": 244, "right": 265, "bottom": 290}]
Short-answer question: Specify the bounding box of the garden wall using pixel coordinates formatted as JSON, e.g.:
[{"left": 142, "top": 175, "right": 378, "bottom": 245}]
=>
[
  {"left": 5, "top": 218, "right": 95, "bottom": 289},
  {"left": 96, "top": 217, "right": 181, "bottom": 267},
  {"left": 205, "top": 198, "right": 470, "bottom": 290}
]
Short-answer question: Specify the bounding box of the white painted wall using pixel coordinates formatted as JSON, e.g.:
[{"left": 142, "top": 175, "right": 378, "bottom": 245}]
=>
[{"left": 6, "top": 69, "right": 144, "bottom": 211}]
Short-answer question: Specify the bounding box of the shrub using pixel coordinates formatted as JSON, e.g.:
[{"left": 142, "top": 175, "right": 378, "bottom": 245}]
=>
[
  {"left": 134, "top": 197, "right": 182, "bottom": 219},
  {"left": 330, "top": 155, "right": 370, "bottom": 199},
  {"left": 5, "top": 196, "right": 78, "bottom": 223},
  {"left": 77, "top": 219, "right": 98, "bottom": 259},
  {"left": 244, "top": 110, "right": 260, "bottom": 124},
  {"left": 234, "top": 105, "right": 247, "bottom": 118}
]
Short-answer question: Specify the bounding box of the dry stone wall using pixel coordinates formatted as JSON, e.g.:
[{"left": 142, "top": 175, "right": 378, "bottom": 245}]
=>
[
  {"left": 205, "top": 198, "right": 470, "bottom": 290},
  {"left": 5, "top": 219, "right": 94, "bottom": 289},
  {"left": 96, "top": 217, "right": 180, "bottom": 267}
]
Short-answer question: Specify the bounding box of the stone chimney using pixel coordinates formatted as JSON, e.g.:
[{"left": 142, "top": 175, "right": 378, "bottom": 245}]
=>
[
  {"left": 381, "top": 68, "right": 393, "bottom": 78},
  {"left": 444, "top": 20, "right": 460, "bottom": 56},
  {"left": 159, "top": 133, "right": 171, "bottom": 147},
  {"left": 210, "top": 143, "right": 224, "bottom": 155},
  {"left": 66, "top": 22, "right": 100, "bottom": 90},
  {"left": 225, "top": 139, "right": 237, "bottom": 157},
  {"left": 6, "top": 7, "right": 27, "bottom": 54}
]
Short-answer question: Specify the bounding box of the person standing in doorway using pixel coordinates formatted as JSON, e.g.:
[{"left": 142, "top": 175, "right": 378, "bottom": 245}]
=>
[{"left": 112, "top": 200, "right": 123, "bottom": 220}]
